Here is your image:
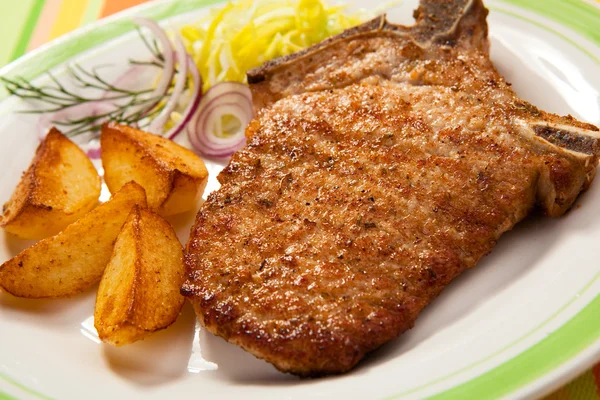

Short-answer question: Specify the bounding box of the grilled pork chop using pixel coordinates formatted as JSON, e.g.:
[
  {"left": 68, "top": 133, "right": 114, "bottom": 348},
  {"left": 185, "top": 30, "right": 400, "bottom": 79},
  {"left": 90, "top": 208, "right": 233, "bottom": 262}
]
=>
[{"left": 183, "top": 0, "right": 600, "bottom": 376}]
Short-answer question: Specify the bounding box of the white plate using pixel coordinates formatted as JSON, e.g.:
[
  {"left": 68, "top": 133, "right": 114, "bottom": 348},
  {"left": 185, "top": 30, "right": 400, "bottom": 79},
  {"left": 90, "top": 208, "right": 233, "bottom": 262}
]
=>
[{"left": 1, "top": 0, "right": 600, "bottom": 399}]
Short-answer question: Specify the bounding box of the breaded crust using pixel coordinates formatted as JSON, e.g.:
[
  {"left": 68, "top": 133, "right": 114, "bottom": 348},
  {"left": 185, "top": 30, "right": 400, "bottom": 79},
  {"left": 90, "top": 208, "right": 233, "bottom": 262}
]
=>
[{"left": 183, "top": 0, "right": 600, "bottom": 376}]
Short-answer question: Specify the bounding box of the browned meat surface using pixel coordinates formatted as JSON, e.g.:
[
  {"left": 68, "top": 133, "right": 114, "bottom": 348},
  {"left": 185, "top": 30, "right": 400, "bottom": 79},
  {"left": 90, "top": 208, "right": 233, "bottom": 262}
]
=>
[{"left": 182, "top": 0, "right": 600, "bottom": 376}]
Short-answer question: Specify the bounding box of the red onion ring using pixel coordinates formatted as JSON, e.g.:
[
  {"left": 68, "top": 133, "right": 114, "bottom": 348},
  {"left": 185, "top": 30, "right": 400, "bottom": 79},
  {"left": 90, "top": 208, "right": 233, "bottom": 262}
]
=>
[
  {"left": 102, "top": 64, "right": 159, "bottom": 122},
  {"left": 191, "top": 105, "right": 253, "bottom": 156},
  {"left": 166, "top": 56, "right": 203, "bottom": 140},
  {"left": 149, "top": 34, "right": 188, "bottom": 134},
  {"left": 197, "top": 81, "right": 252, "bottom": 109},
  {"left": 131, "top": 17, "right": 175, "bottom": 110},
  {"left": 103, "top": 65, "right": 146, "bottom": 98},
  {"left": 187, "top": 83, "right": 253, "bottom": 158},
  {"left": 193, "top": 103, "right": 251, "bottom": 158},
  {"left": 37, "top": 102, "right": 116, "bottom": 140},
  {"left": 86, "top": 147, "right": 102, "bottom": 160}
]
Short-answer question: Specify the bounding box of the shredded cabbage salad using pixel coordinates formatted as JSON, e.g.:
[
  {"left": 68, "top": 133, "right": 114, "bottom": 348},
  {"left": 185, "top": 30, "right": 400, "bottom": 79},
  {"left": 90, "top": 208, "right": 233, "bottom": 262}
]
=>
[{"left": 180, "top": 0, "right": 367, "bottom": 91}]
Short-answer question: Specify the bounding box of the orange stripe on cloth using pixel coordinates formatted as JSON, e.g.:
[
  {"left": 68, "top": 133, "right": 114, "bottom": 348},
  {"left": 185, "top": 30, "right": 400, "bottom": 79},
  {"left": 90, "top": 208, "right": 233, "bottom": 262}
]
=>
[
  {"left": 27, "top": 0, "right": 62, "bottom": 50},
  {"left": 100, "top": 0, "right": 149, "bottom": 18}
]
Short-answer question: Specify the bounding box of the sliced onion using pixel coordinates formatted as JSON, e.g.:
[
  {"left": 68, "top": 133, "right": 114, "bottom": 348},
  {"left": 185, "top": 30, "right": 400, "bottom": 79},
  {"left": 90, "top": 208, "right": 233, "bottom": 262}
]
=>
[
  {"left": 37, "top": 102, "right": 116, "bottom": 140},
  {"left": 166, "top": 56, "right": 203, "bottom": 140},
  {"left": 196, "top": 81, "right": 252, "bottom": 109},
  {"left": 103, "top": 65, "right": 146, "bottom": 98},
  {"left": 86, "top": 147, "right": 102, "bottom": 160},
  {"left": 104, "top": 63, "right": 162, "bottom": 98},
  {"left": 102, "top": 65, "right": 159, "bottom": 122},
  {"left": 194, "top": 103, "right": 252, "bottom": 156},
  {"left": 149, "top": 34, "right": 188, "bottom": 134},
  {"left": 131, "top": 17, "right": 175, "bottom": 110},
  {"left": 187, "top": 82, "right": 253, "bottom": 158}
]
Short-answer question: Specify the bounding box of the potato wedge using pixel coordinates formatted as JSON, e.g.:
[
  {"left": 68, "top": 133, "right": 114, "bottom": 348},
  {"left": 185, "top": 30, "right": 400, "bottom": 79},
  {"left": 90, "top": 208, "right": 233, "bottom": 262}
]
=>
[
  {"left": 0, "top": 182, "right": 147, "bottom": 298},
  {"left": 94, "top": 204, "right": 185, "bottom": 346},
  {"left": 1, "top": 128, "right": 101, "bottom": 239},
  {"left": 101, "top": 123, "right": 209, "bottom": 216}
]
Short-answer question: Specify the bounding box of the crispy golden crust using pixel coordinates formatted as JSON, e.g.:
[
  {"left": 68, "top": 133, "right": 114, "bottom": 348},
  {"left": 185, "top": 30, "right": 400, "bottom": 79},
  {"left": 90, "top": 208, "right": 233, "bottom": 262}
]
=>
[
  {"left": 95, "top": 205, "right": 185, "bottom": 346},
  {"left": 184, "top": 85, "right": 597, "bottom": 375},
  {"left": 1, "top": 128, "right": 101, "bottom": 239},
  {"left": 101, "top": 123, "right": 209, "bottom": 216},
  {"left": 184, "top": 0, "right": 600, "bottom": 376},
  {"left": 0, "top": 182, "right": 147, "bottom": 298}
]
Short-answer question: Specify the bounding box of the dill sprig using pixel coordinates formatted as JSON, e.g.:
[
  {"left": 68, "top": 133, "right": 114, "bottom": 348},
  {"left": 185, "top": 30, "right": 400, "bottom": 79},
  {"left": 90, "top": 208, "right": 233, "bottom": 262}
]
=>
[{"left": 0, "top": 28, "right": 171, "bottom": 138}]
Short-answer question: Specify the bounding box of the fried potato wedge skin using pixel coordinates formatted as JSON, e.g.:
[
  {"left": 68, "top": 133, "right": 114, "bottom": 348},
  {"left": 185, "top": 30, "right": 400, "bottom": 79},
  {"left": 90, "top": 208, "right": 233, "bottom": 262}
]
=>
[
  {"left": 1, "top": 128, "right": 101, "bottom": 239},
  {"left": 94, "top": 205, "right": 185, "bottom": 346},
  {"left": 0, "top": 182, "right": 147, "bottom": 298},
  {"left": 101, "top": 123, "right": 208, "bottom": 216}
]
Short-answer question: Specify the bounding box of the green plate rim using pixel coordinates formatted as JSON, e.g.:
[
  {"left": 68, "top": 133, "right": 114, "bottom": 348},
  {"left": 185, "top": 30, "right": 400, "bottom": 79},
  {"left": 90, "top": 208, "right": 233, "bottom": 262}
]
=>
[{"left": 0, "top": 0, "right": 599, "bottom": 399}]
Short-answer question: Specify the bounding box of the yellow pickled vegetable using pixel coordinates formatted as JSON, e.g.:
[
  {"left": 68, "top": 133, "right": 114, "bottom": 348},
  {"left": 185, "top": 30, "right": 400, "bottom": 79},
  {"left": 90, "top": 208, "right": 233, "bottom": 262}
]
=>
[{"left": 180, "top": 0, "right": 366, "bottom": 91}]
